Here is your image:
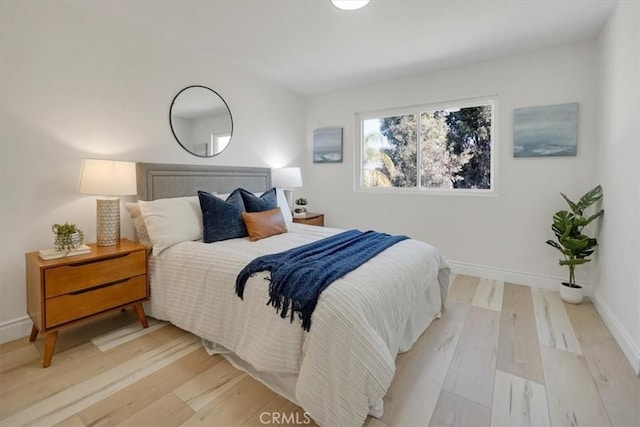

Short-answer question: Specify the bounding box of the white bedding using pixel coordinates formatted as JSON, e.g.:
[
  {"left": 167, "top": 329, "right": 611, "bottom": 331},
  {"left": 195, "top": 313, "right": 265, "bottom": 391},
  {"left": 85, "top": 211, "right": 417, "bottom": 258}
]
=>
[{"left": 147, "top": 223, "right": 449, "bottom": 426}]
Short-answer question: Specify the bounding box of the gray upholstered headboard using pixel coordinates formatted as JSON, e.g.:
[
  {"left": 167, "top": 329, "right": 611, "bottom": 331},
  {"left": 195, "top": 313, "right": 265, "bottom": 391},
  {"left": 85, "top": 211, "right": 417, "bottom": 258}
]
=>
[{"left": 136, "top": 162, "right": 272, "bottom": 201}]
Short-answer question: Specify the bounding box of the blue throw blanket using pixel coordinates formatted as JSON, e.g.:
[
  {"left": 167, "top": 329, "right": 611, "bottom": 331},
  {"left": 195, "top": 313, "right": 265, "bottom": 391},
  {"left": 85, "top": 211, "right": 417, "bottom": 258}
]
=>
[{"left": 236, "top": 230, "right": 409, "bottom": 331}]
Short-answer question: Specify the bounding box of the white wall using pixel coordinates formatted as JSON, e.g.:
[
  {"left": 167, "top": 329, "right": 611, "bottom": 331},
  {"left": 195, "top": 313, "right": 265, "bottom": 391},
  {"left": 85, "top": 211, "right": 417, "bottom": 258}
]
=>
[
  {"left": 594, "top": 1, "right": 640, "bottom": 374},
  {"left": 0, "top": 2, "right": 307, "bottom": 342},
  {"left": 306, "top": 42, "right": 599, "bottom": 290}
]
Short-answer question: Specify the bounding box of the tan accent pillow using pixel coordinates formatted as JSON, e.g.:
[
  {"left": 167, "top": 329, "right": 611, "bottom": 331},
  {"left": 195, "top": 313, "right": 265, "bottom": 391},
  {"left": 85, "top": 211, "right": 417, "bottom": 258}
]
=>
[
  {"left": 242, "top": 207, "right": 288, "bottom": 242},
  {"left": 124, "top": 202, "right": 152, "bottom": 248}
]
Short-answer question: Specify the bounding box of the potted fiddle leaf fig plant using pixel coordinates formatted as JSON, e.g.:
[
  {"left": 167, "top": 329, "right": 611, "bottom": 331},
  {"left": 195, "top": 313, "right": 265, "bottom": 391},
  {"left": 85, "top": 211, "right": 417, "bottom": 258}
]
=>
[{"left": 545, "top": 185, "right": 604, "bottom": 304}]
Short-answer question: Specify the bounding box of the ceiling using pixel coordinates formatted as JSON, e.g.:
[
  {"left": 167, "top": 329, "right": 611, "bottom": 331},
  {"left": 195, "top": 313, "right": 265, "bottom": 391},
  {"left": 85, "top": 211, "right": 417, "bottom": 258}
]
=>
[{"left": 89, "top": 0, "right": 616, "bottom": 95}]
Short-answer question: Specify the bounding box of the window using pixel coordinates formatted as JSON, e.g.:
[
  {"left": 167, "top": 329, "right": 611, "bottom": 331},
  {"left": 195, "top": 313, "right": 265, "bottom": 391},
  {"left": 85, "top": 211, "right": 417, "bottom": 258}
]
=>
[
  {"left": 359, "top": 98, "right": 495, "bottom": 192},
  {"left": 216, "top": 133, "right": 231, "bottom": 152},
  {"left": 204, "top": 133, "right": 231, "bottom": 156}
]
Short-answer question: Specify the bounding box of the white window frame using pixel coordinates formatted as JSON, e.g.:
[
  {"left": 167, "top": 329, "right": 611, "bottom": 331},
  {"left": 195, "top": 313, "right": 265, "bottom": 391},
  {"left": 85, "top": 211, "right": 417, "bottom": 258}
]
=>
[{"left": 355, "top": 96, "right": 498, "bottom": 196}]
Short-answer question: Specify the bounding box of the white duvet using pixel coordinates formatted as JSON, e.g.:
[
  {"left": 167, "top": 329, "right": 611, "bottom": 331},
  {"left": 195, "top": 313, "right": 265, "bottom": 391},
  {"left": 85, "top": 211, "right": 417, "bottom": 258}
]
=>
[{"left": 147, "top": 223, "right": 449, "bottom": 426}]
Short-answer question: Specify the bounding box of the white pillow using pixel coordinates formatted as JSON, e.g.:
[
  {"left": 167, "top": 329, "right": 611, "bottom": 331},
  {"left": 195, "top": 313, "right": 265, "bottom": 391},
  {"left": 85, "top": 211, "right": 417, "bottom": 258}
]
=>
[
  {"left": 276, "top": 188, "right": 293, "bottom": 223},
  {"left": 138, "top": 196, "right": 203, "bottom": 255}
]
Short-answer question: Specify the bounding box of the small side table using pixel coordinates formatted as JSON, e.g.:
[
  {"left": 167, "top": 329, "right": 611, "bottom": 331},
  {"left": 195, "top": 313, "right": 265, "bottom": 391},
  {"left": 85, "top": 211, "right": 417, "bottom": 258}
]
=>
[
  {"left": 25, "top": 239, "right": 149, "bottom": 367},
  {"left": 292, "top": 212, "right": 325, "bottom": 227}
]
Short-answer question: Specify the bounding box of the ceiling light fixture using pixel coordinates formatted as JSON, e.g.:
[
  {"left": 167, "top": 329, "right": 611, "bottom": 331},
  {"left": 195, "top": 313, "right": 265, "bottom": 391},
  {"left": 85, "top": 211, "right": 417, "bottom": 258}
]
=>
[{"left": 331, "top": 0, "right": 370, "bottom": 11}]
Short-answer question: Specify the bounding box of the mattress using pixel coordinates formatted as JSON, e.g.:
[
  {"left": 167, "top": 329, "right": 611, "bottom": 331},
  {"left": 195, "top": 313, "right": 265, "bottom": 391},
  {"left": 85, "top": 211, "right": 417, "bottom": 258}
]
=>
[{"left": 147, "top": 223, "right": 449, "bottom": 426}]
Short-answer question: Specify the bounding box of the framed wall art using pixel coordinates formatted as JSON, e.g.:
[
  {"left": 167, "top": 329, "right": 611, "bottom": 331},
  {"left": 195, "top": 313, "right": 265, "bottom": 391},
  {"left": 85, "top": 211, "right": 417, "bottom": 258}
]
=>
[
  {"left": 313, "top": 127, "right": 343, "bottom": 163},
  {"left": 513, "top": 102, "right": 578, "bottom": 157}
]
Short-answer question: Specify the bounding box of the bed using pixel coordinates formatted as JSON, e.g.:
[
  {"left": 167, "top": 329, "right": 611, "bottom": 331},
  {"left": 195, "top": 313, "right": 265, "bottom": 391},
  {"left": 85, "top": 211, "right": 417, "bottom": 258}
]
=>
[{"left": 134, "top": 162, "right": 450, "bottom": 426}]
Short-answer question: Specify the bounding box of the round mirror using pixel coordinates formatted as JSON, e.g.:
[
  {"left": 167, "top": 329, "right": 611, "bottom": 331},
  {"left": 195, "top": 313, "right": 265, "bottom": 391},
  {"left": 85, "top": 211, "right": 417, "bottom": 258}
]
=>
[{"left": 170, "top": 85, "right": 233, "bottom": 157}]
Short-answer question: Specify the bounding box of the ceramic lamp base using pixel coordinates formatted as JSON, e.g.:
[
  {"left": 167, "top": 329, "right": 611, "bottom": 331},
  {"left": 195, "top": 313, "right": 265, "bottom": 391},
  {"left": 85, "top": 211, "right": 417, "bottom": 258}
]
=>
[
  {"left": 283, "top": 188, "right": 295, "bottom": 211},
  {"left": 96, "top": 198, "right": 120, "bottom": 246}
]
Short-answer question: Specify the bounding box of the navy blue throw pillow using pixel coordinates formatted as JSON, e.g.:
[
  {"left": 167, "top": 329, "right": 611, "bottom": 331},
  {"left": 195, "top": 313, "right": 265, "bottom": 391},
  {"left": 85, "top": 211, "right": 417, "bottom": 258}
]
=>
[
  {"left": 239, "top": 187, "right": 278, "bottom": 212},
  {"left": 198, "top": 190, "right": 248, "bottom": 243}
]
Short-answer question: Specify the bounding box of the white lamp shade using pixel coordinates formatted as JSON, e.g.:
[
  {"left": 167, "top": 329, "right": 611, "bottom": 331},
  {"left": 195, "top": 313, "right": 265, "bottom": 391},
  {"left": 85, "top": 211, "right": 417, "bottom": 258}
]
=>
[
  {"left": 78, "top": 159, "right": 137, "bottom": 196},
  {"left": 272, "top": 167, "right": 303, "bottom": 188}
]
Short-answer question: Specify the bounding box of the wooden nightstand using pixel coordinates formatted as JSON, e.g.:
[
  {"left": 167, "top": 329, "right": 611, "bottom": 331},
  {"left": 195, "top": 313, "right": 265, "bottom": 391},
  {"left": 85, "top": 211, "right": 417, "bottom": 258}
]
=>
[
  {"left": 25, "top": 239, "right": 149, "bottom": 367},
  {"left": 292, "top": 212, "right": 324, "bottom": 227}
]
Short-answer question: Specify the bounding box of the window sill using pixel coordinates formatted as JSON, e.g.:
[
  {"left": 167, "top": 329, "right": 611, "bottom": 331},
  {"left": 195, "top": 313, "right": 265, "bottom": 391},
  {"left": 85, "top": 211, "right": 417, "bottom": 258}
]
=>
[{"left": 354, "top": 187, "right": 498, "bottom": 197}]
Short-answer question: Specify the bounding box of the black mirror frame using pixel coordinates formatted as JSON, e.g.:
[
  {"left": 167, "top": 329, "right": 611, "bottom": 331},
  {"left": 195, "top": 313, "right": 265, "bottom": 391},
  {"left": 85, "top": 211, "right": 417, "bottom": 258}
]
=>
[{"left": 169, "top": 85, "right": 234, "bottom": 158}]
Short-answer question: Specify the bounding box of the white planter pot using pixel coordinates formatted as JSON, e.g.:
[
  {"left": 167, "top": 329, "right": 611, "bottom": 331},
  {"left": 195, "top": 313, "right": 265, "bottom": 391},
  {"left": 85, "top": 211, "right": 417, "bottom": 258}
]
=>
[
  {"left": 293, "top": 205, "right": 307, "bottom": 218},
  {"left": 54, "top": 231, "right": 83, "bottom": 252},
  {"left": 560, "top": 282, "right": 583, "bottom": 304}
]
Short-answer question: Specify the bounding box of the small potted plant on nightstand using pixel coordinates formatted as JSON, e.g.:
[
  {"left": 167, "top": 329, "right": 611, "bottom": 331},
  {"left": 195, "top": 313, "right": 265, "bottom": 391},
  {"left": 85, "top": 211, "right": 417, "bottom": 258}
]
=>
[
  {"left": 52, "top": 222, "right": 85, "bottom": 252},
  {"left": 545, "top": 185, "right": 604, "bottom": 304},
  {"left": 294, "top": 197, "right": 308, "bottom": 218}
]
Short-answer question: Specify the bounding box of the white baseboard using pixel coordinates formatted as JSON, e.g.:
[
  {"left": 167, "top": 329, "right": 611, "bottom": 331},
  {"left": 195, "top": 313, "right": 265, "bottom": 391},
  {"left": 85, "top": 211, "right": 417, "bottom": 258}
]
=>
[
  {"left": 591, "top": 292, "right": 640, "bottom": 376},
  {"left": 448, "top": 260, "right": 576, "bottom": 292},
  {"left": 0, "top": 315, "right": 32, "bottom": 345}
]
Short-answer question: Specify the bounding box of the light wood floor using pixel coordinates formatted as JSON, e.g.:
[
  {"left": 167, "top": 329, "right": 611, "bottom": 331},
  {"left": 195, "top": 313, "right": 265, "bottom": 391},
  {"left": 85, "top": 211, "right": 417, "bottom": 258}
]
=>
[{"left": 1, "top": 275, "right": 638, "bottom": 426}]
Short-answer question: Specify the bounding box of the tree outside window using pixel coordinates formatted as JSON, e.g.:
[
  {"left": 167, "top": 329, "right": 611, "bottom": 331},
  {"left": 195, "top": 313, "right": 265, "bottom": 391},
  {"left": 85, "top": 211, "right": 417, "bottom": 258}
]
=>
[{"left": 362, "top": 101, "right": 493, "bottom": 191}]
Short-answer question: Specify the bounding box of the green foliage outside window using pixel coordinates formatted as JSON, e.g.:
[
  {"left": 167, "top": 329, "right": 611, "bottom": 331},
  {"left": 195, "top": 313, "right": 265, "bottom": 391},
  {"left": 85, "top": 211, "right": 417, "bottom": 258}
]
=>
[{"left": 363, "top": 103, "right": 492, "bottom": 190}]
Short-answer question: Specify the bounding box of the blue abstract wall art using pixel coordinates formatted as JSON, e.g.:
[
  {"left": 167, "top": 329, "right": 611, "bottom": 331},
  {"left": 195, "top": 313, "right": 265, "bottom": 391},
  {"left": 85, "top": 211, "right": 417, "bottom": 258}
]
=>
[
  {"left": 313, "top": 127, "right": 343, "bottom": 163},
  {"left": 513, "top": 102, "right": 578, "bottom": 157}
]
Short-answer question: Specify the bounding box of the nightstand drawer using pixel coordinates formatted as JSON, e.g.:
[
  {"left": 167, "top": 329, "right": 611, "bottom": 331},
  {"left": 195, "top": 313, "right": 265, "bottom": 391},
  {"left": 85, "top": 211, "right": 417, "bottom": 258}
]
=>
[
  {"left": 293, "top": 213, "right": 324, "bottom": 226},
  {"left": 45, "top": 251, "right": 146, "bottom": 298},
  {"left": 299, "top": 216, "right": 323, "bottom": 226},
  {"left": 45, "top": 275, "right": 147, "bottom": 327}
]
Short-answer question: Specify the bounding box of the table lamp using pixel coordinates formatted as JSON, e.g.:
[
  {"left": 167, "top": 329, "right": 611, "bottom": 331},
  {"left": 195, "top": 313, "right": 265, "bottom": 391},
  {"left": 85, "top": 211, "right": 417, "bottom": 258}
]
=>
[
  {"left": 272, "top": 167, "right": 303, "bottom": 210},
  {"left": 78, "top": 159, "right": 137, "bottom": 246}
]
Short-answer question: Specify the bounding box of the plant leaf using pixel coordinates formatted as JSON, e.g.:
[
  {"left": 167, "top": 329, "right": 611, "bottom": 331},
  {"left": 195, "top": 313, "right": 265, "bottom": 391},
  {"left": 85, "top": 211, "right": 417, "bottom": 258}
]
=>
[
  {"left": 576, "top": 185, "right": 603, "bottom": 213},
  {"left": 560, "top": 193, "right": 579, "bottom": 214},
  {"left": 545, "top": 240, "right": 565, "bottom": 253},
  {"left": 559, "top": 235, "right": 590, "bottom": 252},
  {"left": 552, "top": 211, "right": 574, "bottom": 233},
  {"left": 560, "top": 258, "right": 591, "bottom": 266},
  {"left": 578, "top": 209, "right": 604, "bottom": 227}
]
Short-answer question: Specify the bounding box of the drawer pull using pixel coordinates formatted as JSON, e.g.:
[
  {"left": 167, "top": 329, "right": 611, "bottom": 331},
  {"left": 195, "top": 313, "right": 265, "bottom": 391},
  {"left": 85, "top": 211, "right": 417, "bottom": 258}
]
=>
[
  {"left": 68, "top": 252, "right": 130, "bottom": 267},
  {"left": 68, "top": 278, "right": 131, "bottom": 295}
]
